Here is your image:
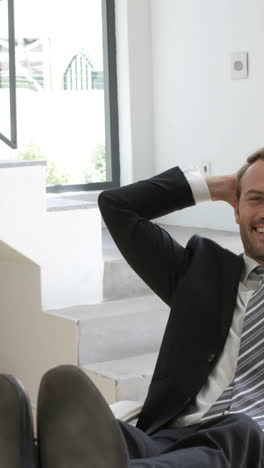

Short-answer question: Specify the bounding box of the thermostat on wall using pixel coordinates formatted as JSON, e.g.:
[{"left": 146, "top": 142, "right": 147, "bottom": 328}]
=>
[{"left": 231, "top": 52, "right": 248, "bottom": 80}]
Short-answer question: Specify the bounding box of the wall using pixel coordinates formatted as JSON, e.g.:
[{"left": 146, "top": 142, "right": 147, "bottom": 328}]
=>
[
  {"left": 150, "top": 0, "right": 264, "bottom": 231},
  {"left": 115, "top": 0, "right": 154, "bottom": 185},
  {"left": 4, "top": 0, "right": 263, "bottom": 232},
  {"left": 0, "top": 162, "right": 103, "bottom": 309}
]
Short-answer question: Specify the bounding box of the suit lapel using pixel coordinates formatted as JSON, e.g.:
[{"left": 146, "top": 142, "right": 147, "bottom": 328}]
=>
[{"left": 217, "top": 248, "right": 244, "bottom": 346}]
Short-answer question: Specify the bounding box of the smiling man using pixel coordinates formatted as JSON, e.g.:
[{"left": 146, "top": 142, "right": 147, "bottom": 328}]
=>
[
  {"left": 96, "top": 147, "right": 264, "bottom": 467},
  {"left": 1, "top": 149, "right": 264, "bottom": 468},
  {"left": 235, "top": 154, "right": 264, "bottom": 264}
]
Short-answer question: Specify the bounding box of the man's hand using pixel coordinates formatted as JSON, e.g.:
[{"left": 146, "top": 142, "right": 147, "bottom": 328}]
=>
[{"left": 206, "top": 174, "right": 237, "bottom": 206}]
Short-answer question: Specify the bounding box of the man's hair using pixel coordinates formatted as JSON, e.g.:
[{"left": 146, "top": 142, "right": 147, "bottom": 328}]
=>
[{"left": 237, "top": 148, "right": 264, "bottom": 199}]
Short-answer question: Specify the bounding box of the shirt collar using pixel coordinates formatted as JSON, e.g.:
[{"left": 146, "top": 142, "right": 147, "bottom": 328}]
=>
[{"left": 242, "top": 254, "right": 263, "bottom": 285}]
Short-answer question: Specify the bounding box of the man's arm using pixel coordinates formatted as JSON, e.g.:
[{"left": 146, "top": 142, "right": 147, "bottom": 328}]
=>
[
  {"left": 98, "top": 167, "right": 236, "bottom": 307},
  {"left": 206, "top": 174, "right": 237, "bottom": 206}
]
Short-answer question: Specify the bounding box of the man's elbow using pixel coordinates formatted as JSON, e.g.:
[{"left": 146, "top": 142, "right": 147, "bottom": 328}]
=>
[{"left": 98, "top": 190, "right": 109, "bottom": 216}]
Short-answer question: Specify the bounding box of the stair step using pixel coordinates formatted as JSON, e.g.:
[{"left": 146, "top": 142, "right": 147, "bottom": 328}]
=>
[
  {"left": 0, "top": 159, "right": 46, "bottom": 168},
  {"left": 49, "top": 294, "right": 167, "bottom": 319},
  {"left": 46, "top": 197, "right": 96, "bottom": 212},
  {"left": 82, "top": 352, "right": 158, "bottom": 404},
  {"left": 103, "top": 258, "right": 153, "bottom": 300},
  {"left": 48, "top": 295, "right": 169, "bottom": 365}
]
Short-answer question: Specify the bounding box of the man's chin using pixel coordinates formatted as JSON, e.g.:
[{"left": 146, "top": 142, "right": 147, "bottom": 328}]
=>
[
  {"left": 245, "top": 248, "right": 264, "bottom": 264},
  {"left": 240, "top": 231, "right": 264, "bottom": 262}
]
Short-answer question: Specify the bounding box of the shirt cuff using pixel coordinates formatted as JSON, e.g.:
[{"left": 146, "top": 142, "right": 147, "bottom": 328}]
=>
[{"left": 184, "top": 169, "right": 211, "bottom": 204}]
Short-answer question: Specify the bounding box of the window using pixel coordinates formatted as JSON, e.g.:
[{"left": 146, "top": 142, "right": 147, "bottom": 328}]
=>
[
  {"left": 0, "top": 0, "right": 17, "bottom": 148},
  {"left": 0, "top": 0, "right": 120, "bottom": 192}
]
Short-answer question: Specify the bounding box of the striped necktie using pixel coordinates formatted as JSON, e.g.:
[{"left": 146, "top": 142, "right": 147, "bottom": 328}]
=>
[{"left": 201, "top": 265, "right": 264, "bottom": 429}]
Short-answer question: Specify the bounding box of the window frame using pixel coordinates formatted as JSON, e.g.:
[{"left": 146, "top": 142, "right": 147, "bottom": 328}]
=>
[
  {"left": 0, "top": 0, "right": 17, "bottom": 149},
  {"left": 47, "top": 0, "right": 120, "bottom": 193}
]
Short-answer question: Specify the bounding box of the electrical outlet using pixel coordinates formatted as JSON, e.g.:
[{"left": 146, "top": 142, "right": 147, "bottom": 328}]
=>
[
  {"left": 231, "top": 52, "right": 248, "bottom": 80},
  {"left": 200, "top": 162, "right": 211, "bottom": 176}
]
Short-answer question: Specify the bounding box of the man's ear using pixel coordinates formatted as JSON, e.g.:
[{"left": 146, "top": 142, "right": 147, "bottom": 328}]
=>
[{"left": 234, "top": 197, "right": 240, "bottom": 225}]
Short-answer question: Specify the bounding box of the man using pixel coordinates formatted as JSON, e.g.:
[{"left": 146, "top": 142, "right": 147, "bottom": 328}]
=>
[{"left": 1, "top": 148, "right": 264, "bottom": 467}]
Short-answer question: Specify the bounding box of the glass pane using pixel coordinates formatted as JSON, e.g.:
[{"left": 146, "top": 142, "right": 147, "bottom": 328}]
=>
[
  {"left": 0, "top": 0, "right": 108, "bottom": 185},
  {"left": 0, "top": 0, "right": 11, "bottom": 142}
]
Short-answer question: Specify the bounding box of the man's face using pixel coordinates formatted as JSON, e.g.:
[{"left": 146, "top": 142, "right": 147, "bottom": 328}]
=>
[{"left": 234, "top": 160, "right": 264, "bottom": 264}]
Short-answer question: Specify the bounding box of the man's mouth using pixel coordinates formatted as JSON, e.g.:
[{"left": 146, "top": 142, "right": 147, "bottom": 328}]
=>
[{"left": 253, "top": 226, "right": 264, "bottom": 233}]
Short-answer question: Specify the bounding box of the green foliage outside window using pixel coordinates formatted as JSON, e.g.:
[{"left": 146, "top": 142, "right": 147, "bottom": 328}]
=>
[
  {"left": 84, "top": 143, "right": 106, "bottom": 183},
  {"left": 17, "top": 143, "right": 70, "bottom": 185},
  {"left": 17, "top": 141, "right": 106, "bottom": 185}
]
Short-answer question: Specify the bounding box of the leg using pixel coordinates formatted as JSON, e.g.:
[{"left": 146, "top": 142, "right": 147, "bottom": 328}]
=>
[
  {"left": 118, "top": 420, "right": 208, "bottom": 466},
  {"left": 37, "top": 366, "right": 264, "bottom": 468},
  {"left": 37, "top": 365, "right": 129, "bottom": 468},
  {"left": 0, "top": 374, "right": 36, "bottom": 468},
  {"left": 129, "top": 414, "right": 264, "bottom": 468},
  {"left": 118, "top": 421, "right": 169, "bottom": 459}
]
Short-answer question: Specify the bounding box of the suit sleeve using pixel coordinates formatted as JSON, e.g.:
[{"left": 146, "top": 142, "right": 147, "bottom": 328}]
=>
[{"left": 98, "top": 166, "right": 195, "bottom": 307}]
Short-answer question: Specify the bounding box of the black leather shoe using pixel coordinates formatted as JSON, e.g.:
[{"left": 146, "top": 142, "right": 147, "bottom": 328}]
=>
[
  {"left": 0, "top": 374, "right": 36, "bottom": 468},
  {"left": 37, "top": 365, "right": 128, "bottom": 468}
]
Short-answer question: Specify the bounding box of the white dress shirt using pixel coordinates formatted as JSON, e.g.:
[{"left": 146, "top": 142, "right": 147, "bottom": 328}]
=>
[{"left": 171, "top": 169, "right": 262, "bottom": 427}]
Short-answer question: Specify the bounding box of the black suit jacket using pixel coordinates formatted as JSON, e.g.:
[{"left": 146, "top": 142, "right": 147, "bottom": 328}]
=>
[{"left": 98, "top": 166, "right": 244, "bottom": 435}]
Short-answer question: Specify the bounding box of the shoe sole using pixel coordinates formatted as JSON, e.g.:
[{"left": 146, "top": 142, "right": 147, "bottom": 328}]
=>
[
  {"left": 37, "top": 365, "right": 128, "bottom": 468},
  {"left": 0, "top": 375, "right": 35, "bottom": 468}
]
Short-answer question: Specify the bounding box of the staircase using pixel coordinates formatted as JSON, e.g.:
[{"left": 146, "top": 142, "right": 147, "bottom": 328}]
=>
[{"left": 0, "top": 160, "right": 169, "bottom": 420}]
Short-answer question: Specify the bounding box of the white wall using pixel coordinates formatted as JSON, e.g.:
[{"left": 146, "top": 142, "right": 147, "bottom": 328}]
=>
[
  {"left": 115, "top": 0, "right": 154, "bottom": 185},
  {"left": 0, "top": 163, "right": 103, "bottom": 309},
  {"left": 116, "top": 0, "right": 264, "bottom": 231},
  {"left": 150, "top": 0, "right": 264, "bottom": 231}
]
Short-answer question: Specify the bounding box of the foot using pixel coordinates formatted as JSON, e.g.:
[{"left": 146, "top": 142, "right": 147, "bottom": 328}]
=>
[
  {"left": 37, "top": 365, "right": 129, "bottom": 468},
  {"left": 0, "top": 374, "right": 36, "bottom": 468}
]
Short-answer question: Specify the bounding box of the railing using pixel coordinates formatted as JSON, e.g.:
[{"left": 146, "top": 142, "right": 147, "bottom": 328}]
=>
[
  {"left": 64, "top": 53, "right": 93, "bottom": 91},
  {"left": 64, "top": 52, "right": 104, "bottom": 91}
]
